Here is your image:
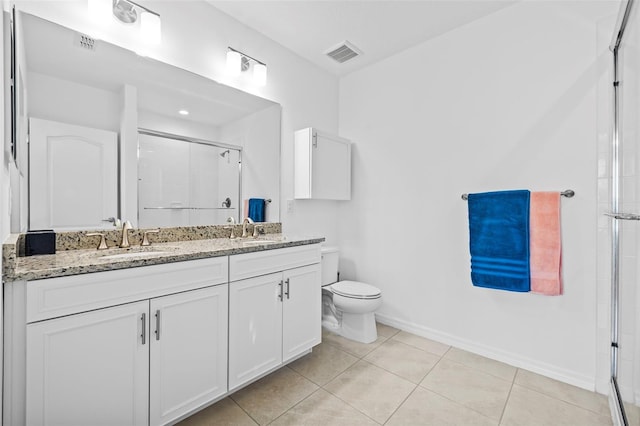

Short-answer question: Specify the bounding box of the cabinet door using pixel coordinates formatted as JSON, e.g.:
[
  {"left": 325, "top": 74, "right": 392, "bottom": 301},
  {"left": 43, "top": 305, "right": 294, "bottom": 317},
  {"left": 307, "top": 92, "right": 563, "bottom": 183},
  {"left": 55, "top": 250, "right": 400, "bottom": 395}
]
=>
[
  {"left": 149, "top": 285, "right": 228, "bottom": 426},
  {"left": 312, "top": 131, "right": 351, "bottom": 200},
  {"left": 26, "top": 301, "right": 149, "bottom": 426},
  {"left": 294, "top": 128, "right": 351, "bottom": 200},
  {"left": 282, "top": 264, "right": 322, "bottom": 362},
  {"left": 229, "top": 273, "right": 283, "bottom": 391}
]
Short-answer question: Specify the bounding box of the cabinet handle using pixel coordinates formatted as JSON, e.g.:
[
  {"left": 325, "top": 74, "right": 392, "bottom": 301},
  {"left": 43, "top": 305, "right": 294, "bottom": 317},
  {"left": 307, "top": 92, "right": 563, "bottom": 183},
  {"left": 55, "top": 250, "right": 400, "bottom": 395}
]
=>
[
  {"left": 285, "top": 278, "right": 290, "bottom": 299},
  {"left": 312, "top": 132, "right": 318, "bottom": 148},
  {"left": 155, "top": 310, "right": 161, "bottom": 341},
  {"left": 278, "top": 280, "right": 283, "bottom": 301},
  {"left": 141, "top": 313, "right": 146, "bottom": 345}
]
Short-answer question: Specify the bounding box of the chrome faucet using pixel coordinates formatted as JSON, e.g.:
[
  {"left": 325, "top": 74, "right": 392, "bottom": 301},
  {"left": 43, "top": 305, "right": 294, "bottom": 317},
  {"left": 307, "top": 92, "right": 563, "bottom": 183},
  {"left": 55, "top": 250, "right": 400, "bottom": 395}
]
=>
[
  {"left": 120, "top": 220, "right": 133, "bottom": 248},
  {"left": 242, "top": 217, "right": 254, "bottom": 238}
]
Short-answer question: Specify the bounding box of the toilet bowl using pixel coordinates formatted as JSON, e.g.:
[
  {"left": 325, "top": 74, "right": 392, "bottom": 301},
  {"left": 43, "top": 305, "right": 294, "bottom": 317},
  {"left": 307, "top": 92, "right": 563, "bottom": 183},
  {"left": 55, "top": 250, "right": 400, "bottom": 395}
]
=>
[{"left": 321, "top": 247, "right": 382, "bottom": 343}]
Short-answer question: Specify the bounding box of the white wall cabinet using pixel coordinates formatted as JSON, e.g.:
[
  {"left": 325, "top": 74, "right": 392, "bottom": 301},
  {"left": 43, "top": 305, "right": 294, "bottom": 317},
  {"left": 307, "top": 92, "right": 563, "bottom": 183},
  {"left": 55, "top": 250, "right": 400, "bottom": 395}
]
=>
[
  {"left": 294, "top": 127, "right": 351, "bottom": 200},
  {"left": 228, "top": 262, "right": 321, "bottom": 391}
]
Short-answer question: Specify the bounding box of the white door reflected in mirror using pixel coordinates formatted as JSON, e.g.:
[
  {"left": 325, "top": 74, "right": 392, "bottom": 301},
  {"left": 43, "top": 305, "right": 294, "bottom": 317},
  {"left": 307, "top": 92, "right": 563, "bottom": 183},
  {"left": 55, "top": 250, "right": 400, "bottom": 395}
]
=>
[{"left": 29, "top": 118, "right": 118, "bottom": 231}]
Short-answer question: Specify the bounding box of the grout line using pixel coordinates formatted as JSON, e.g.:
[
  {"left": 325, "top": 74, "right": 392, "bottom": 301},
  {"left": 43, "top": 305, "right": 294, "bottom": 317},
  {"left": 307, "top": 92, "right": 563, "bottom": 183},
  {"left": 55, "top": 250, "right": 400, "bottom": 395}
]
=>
[
  {"left": 418, "top": 358, "right": 509, "bottom": 423},
  {"left": 498, "top": 369, "right": 517, "bottom": 425},
  {"left": 320, "top": 384, "right": 384, "bottom": 424},
  {"left": 511, "top": 379, "right": 613, "bottom": 419},
  {"left": 359, "top": 346, "right": 442, "bottom": 386},
  {"left": 228, "top": 395, "right": 261, "bottom": 425},
  {"left": 381, "top": 383, "right": 420, "bottom": 425},
  {"left": 266, "top": 387, "right": 322, "bottom": 425}
]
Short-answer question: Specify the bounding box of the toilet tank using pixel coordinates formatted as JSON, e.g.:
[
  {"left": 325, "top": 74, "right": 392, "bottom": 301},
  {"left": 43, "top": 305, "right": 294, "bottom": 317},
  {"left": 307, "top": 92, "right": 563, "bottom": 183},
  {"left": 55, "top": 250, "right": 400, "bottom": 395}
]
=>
[{"left": 321, "top": 246, "right": 339, "bottom": 285}]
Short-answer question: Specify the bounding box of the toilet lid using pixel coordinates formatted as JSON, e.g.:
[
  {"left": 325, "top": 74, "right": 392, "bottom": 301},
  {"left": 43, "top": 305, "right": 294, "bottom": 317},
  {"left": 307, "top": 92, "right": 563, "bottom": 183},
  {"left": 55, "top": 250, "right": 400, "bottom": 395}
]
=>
[{"left": 331, "top": 281, "right": 381, "bottom": 299}]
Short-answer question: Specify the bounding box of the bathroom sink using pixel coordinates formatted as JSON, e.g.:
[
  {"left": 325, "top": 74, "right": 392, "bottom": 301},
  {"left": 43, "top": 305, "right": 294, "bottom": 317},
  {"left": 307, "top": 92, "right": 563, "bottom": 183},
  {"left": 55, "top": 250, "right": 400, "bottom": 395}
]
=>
[
  {"left": 99, "top": 249, "right": 172, "bottom": 260},
  {"left": 240, "top": 239, "right": 279, "bottom": 247}
]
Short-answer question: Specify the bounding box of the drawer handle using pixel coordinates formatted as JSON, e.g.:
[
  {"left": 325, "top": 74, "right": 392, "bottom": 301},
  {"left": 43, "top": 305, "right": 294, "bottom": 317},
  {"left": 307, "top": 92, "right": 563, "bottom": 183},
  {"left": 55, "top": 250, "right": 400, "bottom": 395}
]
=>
[
  {"left": 285, "top": 278, "right": 290, "bottom": 299},
  {"left": 278, "top": 280, "right": 283, "bottom": 301},
  {"left": 155, "top": 310, "right": 161, "bottom": 341},
  {"left": 141, "top": 313, "right": 146, "bottom": 345}
]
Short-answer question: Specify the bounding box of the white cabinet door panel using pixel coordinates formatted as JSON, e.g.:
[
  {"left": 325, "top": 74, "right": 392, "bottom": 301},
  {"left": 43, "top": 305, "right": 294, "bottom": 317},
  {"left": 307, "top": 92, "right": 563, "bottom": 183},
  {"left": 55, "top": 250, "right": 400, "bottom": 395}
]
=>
[
  {"left": 29, "top": 118, "right": 118, "bottom": 230},
  {"left": 294, "top": 128, "right": 351, "bottom": 200},
  {"left": 149, "top": 285, "right": 228, "bottom": 426},
  {"left": 311, "top": 132, "right": 351, "bottom": 200},
  {"left": 26, "top": 301, "right": 149, "bottom": 426},
  {"left": 282, "top": 264, "right": 321, "bottom": 362},
  {"left": 229, "top": 273, "right": 283, "bottom": 391}
]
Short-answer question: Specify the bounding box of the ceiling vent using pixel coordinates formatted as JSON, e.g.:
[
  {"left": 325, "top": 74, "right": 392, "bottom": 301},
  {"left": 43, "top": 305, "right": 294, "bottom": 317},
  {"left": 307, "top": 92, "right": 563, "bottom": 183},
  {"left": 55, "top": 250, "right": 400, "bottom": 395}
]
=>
[
  {"left": 325, "top": 41, "right": 362, "bottom": 64},
  {"left": 75, "top": 33, "right": 97, "bottom": 52}
]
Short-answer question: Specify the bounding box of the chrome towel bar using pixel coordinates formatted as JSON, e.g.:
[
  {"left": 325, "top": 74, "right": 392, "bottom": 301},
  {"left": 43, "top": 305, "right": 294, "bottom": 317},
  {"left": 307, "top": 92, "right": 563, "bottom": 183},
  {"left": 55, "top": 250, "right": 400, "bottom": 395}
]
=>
[
  {"left": 605, "top": 212, "right": 640, "bottom": 221},
  {"left": 461, "top": 189, "right": 575, "bottom": 200}
]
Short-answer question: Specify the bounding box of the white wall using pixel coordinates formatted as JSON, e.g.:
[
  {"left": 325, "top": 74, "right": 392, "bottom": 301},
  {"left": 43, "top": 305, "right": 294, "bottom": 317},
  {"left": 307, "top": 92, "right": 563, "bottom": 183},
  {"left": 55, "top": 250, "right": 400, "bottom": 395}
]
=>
[
  {"left": 12, "top": 0, "right": 341, "bottom": 243},
  {"left": 339, "top": 1, "right": 616, "bottom": 390},
  {"left": 27, "top": 72, "right": 121, "bottom": 131},
  {"left": 219, "top": 105, "right": 281, "bottom": 223},
  {"left": 137, "top": 110, "right": 221, "bottom": 142}
]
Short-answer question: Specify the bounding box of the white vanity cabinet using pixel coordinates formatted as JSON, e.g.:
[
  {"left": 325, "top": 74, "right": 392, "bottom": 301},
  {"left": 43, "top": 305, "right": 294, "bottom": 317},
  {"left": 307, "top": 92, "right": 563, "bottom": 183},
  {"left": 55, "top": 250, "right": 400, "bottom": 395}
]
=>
[
  {"left": 228, "top": 244, "right": 322, "bottom": 390},
  {"left": 5, "top": 243, "right": 323, "bottom": 426},
  {"left": 149, "top": 285, "right": 228, "bottom": 426},
  {"left": 10, "top": 257, "right": 229, "bottom": 426},
  {"left": 294, "top": 127, "right": 351, "bottom": 200},
  {"left": 26, "top": 301, "right": 150, "bottom": 426}
]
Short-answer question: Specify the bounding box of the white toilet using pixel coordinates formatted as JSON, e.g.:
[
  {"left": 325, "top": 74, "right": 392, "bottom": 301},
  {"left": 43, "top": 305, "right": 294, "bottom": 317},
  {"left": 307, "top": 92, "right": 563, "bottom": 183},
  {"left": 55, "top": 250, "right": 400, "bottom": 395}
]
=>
[{"left": 321, "top": 247, "right": 382, "bottom": 343}]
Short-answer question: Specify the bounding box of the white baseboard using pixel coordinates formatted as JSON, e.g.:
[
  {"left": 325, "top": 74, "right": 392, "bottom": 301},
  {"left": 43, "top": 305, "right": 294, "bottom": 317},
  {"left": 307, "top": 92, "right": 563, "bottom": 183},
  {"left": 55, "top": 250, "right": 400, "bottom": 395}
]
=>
[{"left": 375, "top": 313, "right": 596, "bottom": 392}]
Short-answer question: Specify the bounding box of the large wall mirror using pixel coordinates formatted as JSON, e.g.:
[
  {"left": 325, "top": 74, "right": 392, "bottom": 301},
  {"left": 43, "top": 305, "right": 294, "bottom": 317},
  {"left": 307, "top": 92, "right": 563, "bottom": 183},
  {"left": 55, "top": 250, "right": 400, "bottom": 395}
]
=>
[{"left": 12, "top": 11, "right": 281, "bottom": 231}]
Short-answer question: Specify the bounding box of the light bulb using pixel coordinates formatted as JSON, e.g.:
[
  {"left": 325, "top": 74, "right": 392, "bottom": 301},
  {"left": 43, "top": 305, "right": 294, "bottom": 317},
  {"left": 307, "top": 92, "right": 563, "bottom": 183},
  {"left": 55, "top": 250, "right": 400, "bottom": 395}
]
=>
[
  {"left": 140, "top": 11, "right": 161, "bottom": 45},
  {"left": 253, "top": 63, "right": 267, "bottom": 86},
  {"left": 227, "top": 50, "right": 242, "bottom": 76}
]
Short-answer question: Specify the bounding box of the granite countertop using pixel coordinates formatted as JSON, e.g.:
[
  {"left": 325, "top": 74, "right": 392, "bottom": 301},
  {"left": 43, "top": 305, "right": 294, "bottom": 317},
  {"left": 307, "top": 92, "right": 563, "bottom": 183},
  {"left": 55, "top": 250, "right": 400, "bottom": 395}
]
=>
[{"left": 3, "top": 234, "right": 325, "bottom": 282}]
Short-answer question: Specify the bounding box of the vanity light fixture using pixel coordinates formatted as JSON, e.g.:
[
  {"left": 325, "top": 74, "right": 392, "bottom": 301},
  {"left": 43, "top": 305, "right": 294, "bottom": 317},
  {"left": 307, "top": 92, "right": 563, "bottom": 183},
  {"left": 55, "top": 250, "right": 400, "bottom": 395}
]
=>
[
  {"left": 226, "top": 47, "right": 267, "bottom": 86},
  {"left": 111, "top": 0, "right": 161, "bottom": 45}
]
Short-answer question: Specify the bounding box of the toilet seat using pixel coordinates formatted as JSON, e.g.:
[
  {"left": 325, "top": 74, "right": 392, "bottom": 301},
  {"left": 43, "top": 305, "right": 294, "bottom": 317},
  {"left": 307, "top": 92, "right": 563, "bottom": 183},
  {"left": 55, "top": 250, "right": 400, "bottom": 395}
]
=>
[{"left": 331, "top": 280, "right": 381, "bottom": 300}]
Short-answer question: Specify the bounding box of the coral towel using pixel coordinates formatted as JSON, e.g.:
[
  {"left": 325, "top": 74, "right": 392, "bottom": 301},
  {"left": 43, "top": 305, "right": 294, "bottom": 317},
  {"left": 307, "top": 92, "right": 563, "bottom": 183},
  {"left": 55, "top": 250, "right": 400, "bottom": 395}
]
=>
[{"left": 530, "top": 192, "right": 562, "bottom": 295}]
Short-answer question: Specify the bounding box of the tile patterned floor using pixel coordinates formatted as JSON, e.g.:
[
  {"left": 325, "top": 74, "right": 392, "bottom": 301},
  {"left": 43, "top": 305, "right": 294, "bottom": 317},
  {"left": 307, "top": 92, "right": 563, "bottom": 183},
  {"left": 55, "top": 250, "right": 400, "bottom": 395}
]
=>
[{"left": 178, "top": 324, "right": 625, "bottom": 425}]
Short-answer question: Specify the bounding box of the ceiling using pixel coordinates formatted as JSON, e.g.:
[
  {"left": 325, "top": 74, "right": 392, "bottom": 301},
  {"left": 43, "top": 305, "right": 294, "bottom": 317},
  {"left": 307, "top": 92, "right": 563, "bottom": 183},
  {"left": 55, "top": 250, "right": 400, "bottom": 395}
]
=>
[{"left": 206, "top": 1, "right": 516, "bottom": 76}]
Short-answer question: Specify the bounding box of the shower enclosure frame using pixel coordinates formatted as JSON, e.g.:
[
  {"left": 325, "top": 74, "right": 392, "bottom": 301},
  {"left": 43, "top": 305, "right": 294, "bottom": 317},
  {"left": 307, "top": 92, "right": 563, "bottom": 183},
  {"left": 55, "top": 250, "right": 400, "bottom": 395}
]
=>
[
  {"left": 608, "top": 0, "right": 637, "bottom": 425},
  {"left": 136, "top": 128, "right": 243, "bottom": 226}
]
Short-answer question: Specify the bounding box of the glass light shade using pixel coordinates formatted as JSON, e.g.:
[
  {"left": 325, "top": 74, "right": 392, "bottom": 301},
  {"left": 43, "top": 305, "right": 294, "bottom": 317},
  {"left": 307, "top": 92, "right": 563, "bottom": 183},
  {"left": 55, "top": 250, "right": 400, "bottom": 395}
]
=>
[
  {"left": 253, "top": 63, "right": 267, "bottom": 86},
  {"left": 140, "top": 11, "right": 161, "bottom": 45},
  {"left": 227, "top": 50, "right": 242, "bottom": 75}
]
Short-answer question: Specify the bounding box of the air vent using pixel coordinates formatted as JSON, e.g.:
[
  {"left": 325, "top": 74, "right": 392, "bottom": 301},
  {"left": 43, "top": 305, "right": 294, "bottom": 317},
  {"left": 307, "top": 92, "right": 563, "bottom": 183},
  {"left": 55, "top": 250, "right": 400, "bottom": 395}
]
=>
[
  {"left": 325, "top": 41, "right": 362, "bottom": 64},
  {"left": 75, "top": 33, "right": 96, "bottom": 51}
]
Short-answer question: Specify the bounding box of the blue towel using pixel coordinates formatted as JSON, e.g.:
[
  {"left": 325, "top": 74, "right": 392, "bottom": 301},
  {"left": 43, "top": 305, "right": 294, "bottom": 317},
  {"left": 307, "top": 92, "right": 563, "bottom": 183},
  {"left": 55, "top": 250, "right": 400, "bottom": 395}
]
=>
[
  {"left": 248, "top": 198, "right": 265, "bottom": 222},
  {"left": 468, "top": 190, "right": 530, "bottom": 292}
]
